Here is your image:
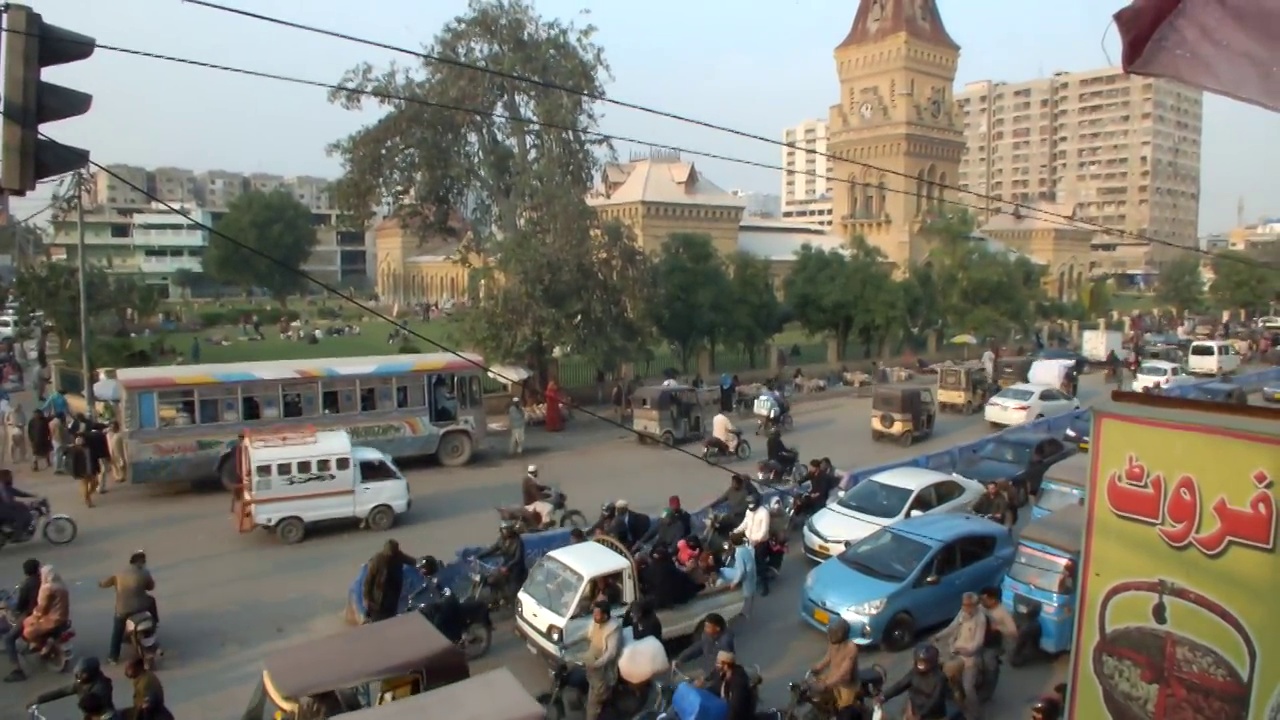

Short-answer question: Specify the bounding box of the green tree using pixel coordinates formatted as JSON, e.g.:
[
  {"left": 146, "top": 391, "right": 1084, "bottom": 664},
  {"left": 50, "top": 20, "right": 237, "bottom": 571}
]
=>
[
  {"left": 1209, "top": 250, "right": 1278, "bottom": 312},
  {"left": 723, "top": 252, "right": 781, "bottom": 368},
  {"left": 1083, "top": 277, "right": 1112, "bottom": 317},
  {"left": 1155, "top": 255, "right": 1205, "bottom": 315},
  {"left": 204, "top": 189, "right": 317, "bottom": 307},
  {"left": 783, "top": 245, "right": 858, "bottom": 359},
  {"left": 170, "top": 268, "right": 199, "bottom": 300},
  {"left": 648, "top": 233, "right": 731, "bottom": 371},
  {"left": 12, "top": 262, "right": 110, "bottom": 350},
  {"left": 327, "top": 0, "right": 628, "bottom": 378}
]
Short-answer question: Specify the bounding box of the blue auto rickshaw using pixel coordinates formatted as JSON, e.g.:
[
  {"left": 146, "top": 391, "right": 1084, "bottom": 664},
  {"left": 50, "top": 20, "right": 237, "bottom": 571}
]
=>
[
  {"left": 1001, "top": 504, "right": 1083, "bottom": 662},
  {"left": 1029, "top": 453, "right": 1089, "bottom": 520}
]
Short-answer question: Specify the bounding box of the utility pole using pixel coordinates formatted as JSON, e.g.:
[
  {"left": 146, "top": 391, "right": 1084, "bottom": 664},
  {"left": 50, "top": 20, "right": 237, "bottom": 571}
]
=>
[{"left": 75, "top": 171, "right": 95, "bottom": 420}]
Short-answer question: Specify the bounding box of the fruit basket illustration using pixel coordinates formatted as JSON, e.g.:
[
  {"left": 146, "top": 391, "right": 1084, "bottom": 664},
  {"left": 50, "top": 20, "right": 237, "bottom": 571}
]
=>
[{"left": 1092, "top": 579, "right": 1256, "bottom": 720}]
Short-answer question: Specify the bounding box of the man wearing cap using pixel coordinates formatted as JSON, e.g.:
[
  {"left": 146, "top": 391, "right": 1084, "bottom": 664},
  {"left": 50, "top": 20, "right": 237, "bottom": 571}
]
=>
[
  {"left": 521, "top": 465, "right": 552, "bottom": 526},
  {"left": 609, "top": 500, "right": 649, "bottom": 547},
  {"left": 711, "top": 650, "right": 755, "bottom": 720},
  {"left": 507, "top": 398, "right": 527, "bottom": 456},
  {"left": 585, "top": 600, "right": 621, "bottom": 720}
]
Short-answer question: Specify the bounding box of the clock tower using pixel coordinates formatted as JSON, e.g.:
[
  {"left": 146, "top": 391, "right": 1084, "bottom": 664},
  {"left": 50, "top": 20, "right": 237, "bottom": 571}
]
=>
[{"left": 827, "top": 0, "right": 964, "bottom": 268}]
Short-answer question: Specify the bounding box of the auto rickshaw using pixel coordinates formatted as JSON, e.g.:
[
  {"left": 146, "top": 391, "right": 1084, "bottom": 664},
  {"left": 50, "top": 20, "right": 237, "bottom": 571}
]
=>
[
  {"left": 241, "top": 612, "right": 470, "bottom": 720},
  {"left": 630, "top": 384, "right": 713, "bottom": 445},
  {"left": 936, "top": 365, "right": 990, "bottom": 414},
  {"left": 870, "top": 386, "right": 936, "bottom": 447},
  {"left": 1001, "top": 503, "right": 1084, "bottom": 661},
  {"left": 1029, "top": 452, "right": 1089, "bottom": 520},
  {"left": 328, "top": 669, "right": 542, "bottom": 720},
  {"left": 995, "top": 357, "right": 1033, "bottom": 390},
  {"left": 1141, "top": 344, "right": 1182, "bottom": 364}
]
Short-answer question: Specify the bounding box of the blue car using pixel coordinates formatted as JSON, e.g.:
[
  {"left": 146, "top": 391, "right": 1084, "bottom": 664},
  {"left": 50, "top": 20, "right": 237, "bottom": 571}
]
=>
[{"left": 799, "top": 514, "right": 1016, "bottom": 652}]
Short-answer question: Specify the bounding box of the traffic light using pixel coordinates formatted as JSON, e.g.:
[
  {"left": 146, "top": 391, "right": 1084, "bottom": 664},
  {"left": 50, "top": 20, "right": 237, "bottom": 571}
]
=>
[{"left": 1, "top": 4, "right": 95, "bottom": 196}]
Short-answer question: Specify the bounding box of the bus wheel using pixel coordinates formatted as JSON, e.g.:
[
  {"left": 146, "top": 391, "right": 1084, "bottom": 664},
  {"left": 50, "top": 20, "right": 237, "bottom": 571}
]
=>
[
  {"left": 438, "top": 432, "right": 473, "bottom": 467},
  {"left": 218, "top": 459, "right": 239, "bottom": 491}
]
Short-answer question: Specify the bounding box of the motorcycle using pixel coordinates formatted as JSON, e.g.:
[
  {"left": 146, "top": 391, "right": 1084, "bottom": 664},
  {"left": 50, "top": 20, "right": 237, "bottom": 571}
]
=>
[
  {"left": 497, "top": 488, "right": 588, "bottom": 534},
  {"left": 757, "top": 457, "right": 805, "bottom": 486},
  {"left": 125, "top": 608, "right": 161, "bottom": 669},
  {"left": 0, "top": 587, "right": 75, "bottom": 674},
  {"left": 701, "top": 430, "right": 751, "bottom": 464},
  {"left": 0, "top": 499, "right": 78, "bottom": 550},
  {"left": 465, "top": 557, "right": 518, "bottom": 613},
  {"left": 652, "top": 664, "right": 766, "bottom": 720},
  {"left": 407, "top": 579, "right": 493, "bottom": 660},
  {"left": 787, "top": 666, "right": 888, "bottom": 720},
  {"left": 543, "top": 661, "right": 660, "bottom": 720},
  {"left": 754, "top": 412, "right": 794, "bottom": 436}
]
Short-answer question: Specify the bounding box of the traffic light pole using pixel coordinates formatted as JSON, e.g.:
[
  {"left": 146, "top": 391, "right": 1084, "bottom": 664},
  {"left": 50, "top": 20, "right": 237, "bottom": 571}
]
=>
[{"left": 75, "top": 171, "right": 94, "bottom": 420}]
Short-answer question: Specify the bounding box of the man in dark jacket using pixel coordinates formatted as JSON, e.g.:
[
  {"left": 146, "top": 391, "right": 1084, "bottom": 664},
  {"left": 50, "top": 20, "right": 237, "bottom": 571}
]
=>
[
  {"left": 363, "top": 539, "right": 416, "bottom": 622},
  {"left": 67, "top": 434, "right": 97, "bottom": 508},
  {"left": 628, "top": 599, "right": 662, "bottom": 642},
  {"left": 125, "top": 657, "right": 172, "bottom": 720},
  {"left": 972, "top": 483, "right": 1011, "bottom": 526},
  {"left": 641, "top": 546, "right": 700, "bottom": 609},
  {"left": 674, "top": 613, "right": 735, "bottom": 682},
  {"left": 0, "top": 470, "right": 35, "bottom": 540},
  {"left": 712, "top": 651, "right": 755, "bottom": 720},
  {"left": 637, "top": 498, "right": 692, "bottom": 551},
  {"left": 85, "top": 421, "right": 110, "bottom": 497},
  {"left": 31, "top": 656, "right": 115, "bottom": 714},
  {"left": 4, "top": 557, "right": 41, "bottom": 682},
  {"left": 609, "top": 501, "right": 650, "bottom": 546},
  {"left": 712, "top": 475, "right": 758, "bottom": 528},
  {"left": 878, "top": 645, "right": 951, "bottom": 720},
  {"left": 477, "top": 523, "right": 527, "bottom": 600}
]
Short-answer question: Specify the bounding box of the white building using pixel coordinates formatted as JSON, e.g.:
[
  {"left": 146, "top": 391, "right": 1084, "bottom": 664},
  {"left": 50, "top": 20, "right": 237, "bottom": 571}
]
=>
[
  {"left": 780, "top": 120, "right": 834, "bottom": 227},
  {"left": 730, "top": 190, "right": 782, "bottom": 219}
]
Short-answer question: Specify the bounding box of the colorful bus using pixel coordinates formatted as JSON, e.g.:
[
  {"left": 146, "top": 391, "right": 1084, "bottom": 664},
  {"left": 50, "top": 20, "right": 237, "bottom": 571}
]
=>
[{"left": 113, "top": 352, "right": 488, "bottom": 486}]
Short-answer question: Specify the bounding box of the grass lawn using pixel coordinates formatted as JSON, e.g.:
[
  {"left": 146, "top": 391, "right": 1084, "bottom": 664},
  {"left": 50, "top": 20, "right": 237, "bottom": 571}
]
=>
[{"left": 158, "top": 319, "right": 462, "bottom": 365}]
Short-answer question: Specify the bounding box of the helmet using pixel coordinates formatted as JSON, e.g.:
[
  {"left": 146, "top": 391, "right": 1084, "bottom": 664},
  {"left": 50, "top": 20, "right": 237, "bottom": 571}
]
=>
[
  {"left": 912, "top": 644, "right": 939, "bottom": 672},
  {"left": 73, "top": 656, "right": 101, "bottom": 681},
  {"left": 416, "top": 555, "right": 440, "bottom": 574},
  {"left": 826, "top": 617, "right": 850, "bottom": 643},
  {"left": 746, "top": 496, "right": 760, "bottom": 510},
  {"left": 499, "top": 521, "right": 516, "bottom": 534},
  {"left": 600, "top": 503, "right": 614, "bottom": 515},
  {"left": 1031, "top": 697, "right": 1062, "bottom": 720},
  {"left": 526, "top": 465, "right": 538, "bottom": 477}
]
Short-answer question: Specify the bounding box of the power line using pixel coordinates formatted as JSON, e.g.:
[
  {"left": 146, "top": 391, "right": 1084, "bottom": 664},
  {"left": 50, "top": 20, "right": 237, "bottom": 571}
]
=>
[
  {"left": 32, "top": 129, "right": 761, "bottom": 481},
  {"left": 181, "top": 0, "right": 1256, "bottom": 267},
  {"left": 4, "top": 27, "right": 1269, "bottom": 271}
]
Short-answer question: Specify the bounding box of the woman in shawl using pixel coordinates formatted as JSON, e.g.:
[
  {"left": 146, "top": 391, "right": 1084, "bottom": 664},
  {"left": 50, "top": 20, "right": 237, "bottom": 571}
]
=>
[
  {"left": 26, "top": 408, "right": 52, "bottom": 471},
  {"left": 23, "top": 564, "right": 70, "bottom": 654},
  {"left": 544, "top": 380, "right": 564, "bottom": 432}
]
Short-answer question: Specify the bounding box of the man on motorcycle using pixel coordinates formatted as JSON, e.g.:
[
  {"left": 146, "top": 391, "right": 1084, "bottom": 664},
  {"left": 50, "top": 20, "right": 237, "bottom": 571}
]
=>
[
  {"left": 808, "top": 618, "right": 860, "bottom": 720},
  {"left": 477, "top": 522, "right": 527, "bottom": 602},
  {"left": 125, "top": 656, "right": 173, "bottom": 720},
  {"left": 732, "top": 497, "right": 772, "bottom": 597},
  {"left": 878, "top": 645, "right": 951, "bottom": 720},
  {"left": 520, "top": 465, "right": 552, "bottom": 526},
  {"left": 4, "top": 557, "right": 41, "bottom": 682},
  {"left": 708, "top": 410, "right": 739, "bottom": 456},
  {"left": 978, "top": 587, "right": 1017, "bottom": 660},
  {"left": 797, "top": 459, "right": 836, "bottom": 516},
  {"left": 0, "top": 470, "right": 36, "bottom": 540},
  {"left": 765, "top": 428, "right": 798, "bottom": 478},
  {"left": 711, "top": 651, "right": 755, "bottom": 720},
  {"left": 637, "top": 496, "right": 692, "bottom": 552},
  {"left": 971, "top": 483, "right": 1011, "bottom": 527},
  {"left": 30, "top": 656, "right": 115, "bottom": 714},
  {"left": 101, "top": 551, "right": 157, "bottom": 664},
  {"left": 938, "top": 592, "right": 988, "bottom": 719},
  {"left": 674, "top": 613, "right": 735, "bottom": 683}
]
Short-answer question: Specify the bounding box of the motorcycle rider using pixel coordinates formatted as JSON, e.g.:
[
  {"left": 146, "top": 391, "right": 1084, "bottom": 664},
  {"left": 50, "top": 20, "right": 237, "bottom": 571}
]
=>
[
  {"left": 978, "top": 586, "right": 1017, "bottom": 669},
  {"left": 476, "top": 522, "right": 527, "bottom": 603},
  {"left": 100, "top": 551, "right": 157, "bottom": 665},
  {"left": 0, "top": 469, "right": 36, "bottom": 539},
  {"left": 732, "top": 497, "right": 772, "bottom": 597},
  {"left": 808, "top": 618, "right": 860, "bottom": 720},
  {"left": 29, "top": 656, "right": 115, "bottom": 714},
  {"left": 590, "top": 503, "right": 617, "bottom": 536},
  {"left": 877, "top": 645, "right": 951, "bottom": 720},
  {"left": 710, "top": 651, "right": 755, "bottom": 720},
  {"left": 125, "top": 656, "right": 173, "bottom": 720},
  {"left": 765, "top": 428, "right": 798, "bottom": 479},
  {"left": 708, "top": 409, "right": 739, "bottom": 457},
  {"left": 520, "top": 465, "right": 553, "bottom": 527},
  {"left": 937, "top": 592, "right": 988, "bottom": 719},
  {"left": 584, "top": 600, "right": 621, "bottom": 720},
  {"left": 711, "top": 474, "right": 759, "bottom": 529},
  {"left": 637, "top": 496, "right": 693, "bottom": 552},
  {"left": 971, "top": 483, "right": 1011, "bottom": 527},
  {"left": 797, "top": 459, "right": 836, "bottom": 516},
  {"left": 674, "top": 613, "right": 735, "bottom": 683},
  {"left": 4, "top": 557, "right": 41, "bottom": 682}
]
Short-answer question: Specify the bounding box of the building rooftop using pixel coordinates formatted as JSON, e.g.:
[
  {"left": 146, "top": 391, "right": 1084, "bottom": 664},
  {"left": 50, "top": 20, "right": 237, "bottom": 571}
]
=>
[
  {"left": 837, "top": 0, "right": 958, "bottom": 51},
  {"left": 587, "top": 153, "right": 744, "bottom": 208},
  {"left": 980, "top": 201, "right": 1094, "bottom": 234},
  {"left": 737, "top": 220, "right": 847, "bottom": 261}
]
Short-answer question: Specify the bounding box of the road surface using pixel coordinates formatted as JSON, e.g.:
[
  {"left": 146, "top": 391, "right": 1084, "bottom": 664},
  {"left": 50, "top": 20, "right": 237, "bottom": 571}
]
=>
[{"left": 0, "top": 377, "right": 1116, "bottom": 719}]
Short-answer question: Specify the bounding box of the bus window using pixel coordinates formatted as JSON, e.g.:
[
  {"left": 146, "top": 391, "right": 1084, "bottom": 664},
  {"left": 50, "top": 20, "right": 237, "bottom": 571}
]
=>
[
  {"left": 242, "top": 383, "right": 281, "bottom": 422},
  {"left": 156, "top": 390, "right": 196, "bottom": 427},
  {"left": 429, "top": 374, "right": 457, "bottom": 422},
  {"left": 321, "top": 381, "right": 357, "bottom": 415},
  {"left": 359, "top": 378, "right": 393, "bottom": 411},
  {"left": 281, "top": 382, "right": 318, "bottom": 418},
  {"left": 395, "top": 376, "right": 426, "bottom": 409},
  {"left": 468, "top": 376, "right": 483, "bottom": 409},
  {"left": 198, "top": 390, "right": 239, "bottom": 424}
]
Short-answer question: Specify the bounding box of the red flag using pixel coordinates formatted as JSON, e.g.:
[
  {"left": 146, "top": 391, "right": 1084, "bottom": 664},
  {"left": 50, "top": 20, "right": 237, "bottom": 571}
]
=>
[{"left": 1114, "top": 0, "right": 1280, "bottom": 112}]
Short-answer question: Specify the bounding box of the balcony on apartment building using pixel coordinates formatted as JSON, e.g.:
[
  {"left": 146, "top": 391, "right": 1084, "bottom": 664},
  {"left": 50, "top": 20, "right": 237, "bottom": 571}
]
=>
[{"left": 138, "top": 253, "right": 203, "bottom": 273}]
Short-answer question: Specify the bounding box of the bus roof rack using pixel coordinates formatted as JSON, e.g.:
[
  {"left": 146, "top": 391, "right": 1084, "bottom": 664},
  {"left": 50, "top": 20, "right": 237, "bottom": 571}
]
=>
[{"left": 244, "top": 427, "right": 319, "bottom": 448}]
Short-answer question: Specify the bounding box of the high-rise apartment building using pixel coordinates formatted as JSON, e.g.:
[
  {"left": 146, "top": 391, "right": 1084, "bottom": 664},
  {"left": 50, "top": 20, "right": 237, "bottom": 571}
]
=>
[
  {"left": 780, "top": 120, "right": 834, "bottom": 226},
  {"left": 956, "top": 67, "right": 1203, "bottom": 267},
  {"left": 51, "top": 166, "right": 374, "bottom": 294}
]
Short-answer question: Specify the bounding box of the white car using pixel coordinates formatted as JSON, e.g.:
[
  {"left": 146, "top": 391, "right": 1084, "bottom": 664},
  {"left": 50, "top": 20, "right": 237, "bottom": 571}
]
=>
[
  {"left": 984, "top": 383, "right": 1080, "bottom": 427},
  {"left": 1256, "top": 316, "right": 1280, "bottom": 330},
  {"left": 1131, "top": 360, "right": 1197, "bottom": 393},
  {"left": 801, "top": 467, "right": 984, "bottom": 562}
]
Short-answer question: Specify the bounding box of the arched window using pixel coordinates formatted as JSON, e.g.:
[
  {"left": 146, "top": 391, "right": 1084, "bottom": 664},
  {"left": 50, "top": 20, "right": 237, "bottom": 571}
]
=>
[
  {"left": 847, "top": 177, "right": 859, "bottom": 220},
  {"left": 877, "top": 178, "right": 888, "bottom": 219},
  {"left": 935, "top": 172, "right": 948, "bottom": 209},
  {"left": 915, "top": 171, "right": 926, "bottom": 217}
]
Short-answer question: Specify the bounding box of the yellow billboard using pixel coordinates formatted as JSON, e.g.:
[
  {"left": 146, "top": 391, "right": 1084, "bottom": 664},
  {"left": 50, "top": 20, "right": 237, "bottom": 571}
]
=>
[{"left": 1069, "top": 407, "right": 1278, "bottom": 719}]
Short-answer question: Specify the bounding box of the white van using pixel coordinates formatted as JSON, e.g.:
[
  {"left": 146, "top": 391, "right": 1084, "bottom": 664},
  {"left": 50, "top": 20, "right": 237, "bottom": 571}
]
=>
[
  {"left": 236, "top": 429, "right": 411, "bottom": 544},
  {"left": 1186, "top": 340, "right": 1241, "bottom": 376}
]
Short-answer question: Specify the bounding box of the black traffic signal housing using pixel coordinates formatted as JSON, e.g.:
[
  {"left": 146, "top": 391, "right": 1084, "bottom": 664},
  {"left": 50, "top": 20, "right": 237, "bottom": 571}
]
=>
[{"left": 1, "top": 4, "right": 95, "bottom": 196}]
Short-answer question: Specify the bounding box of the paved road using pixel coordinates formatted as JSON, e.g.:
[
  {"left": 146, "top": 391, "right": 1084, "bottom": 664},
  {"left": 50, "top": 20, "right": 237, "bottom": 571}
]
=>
[{"left": 0, "top": 377, "right": 1115, "bottom": 719}]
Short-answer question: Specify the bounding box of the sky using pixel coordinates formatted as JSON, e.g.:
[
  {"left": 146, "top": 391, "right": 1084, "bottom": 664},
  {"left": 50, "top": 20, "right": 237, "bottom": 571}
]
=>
[{"left": 14, "top": 0, "right": 1280, "bottom": 235}]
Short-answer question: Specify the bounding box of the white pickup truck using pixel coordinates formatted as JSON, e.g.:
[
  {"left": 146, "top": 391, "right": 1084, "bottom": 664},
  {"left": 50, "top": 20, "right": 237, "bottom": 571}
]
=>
[{"left": 514, "top": 537, "right": 744, "bottom": 665}]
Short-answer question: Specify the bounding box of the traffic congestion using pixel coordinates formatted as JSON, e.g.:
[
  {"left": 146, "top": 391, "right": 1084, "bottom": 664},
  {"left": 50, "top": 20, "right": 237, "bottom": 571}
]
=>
[{"left": 1, "top": 343, "right": 1277, "bottom": 720}]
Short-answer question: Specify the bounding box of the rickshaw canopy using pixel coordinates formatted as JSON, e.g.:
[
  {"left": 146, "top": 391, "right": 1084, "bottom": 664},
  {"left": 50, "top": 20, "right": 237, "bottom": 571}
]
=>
[
  {"left": 630, "top": 384, "right": 697, "bottom": 410},
  {"left": 1020, "top": 504, "right": 1085, "bottom": 555},
  {"left": 262, "top": 612, "right": 467, "bottom": 702},
  {"left": 872, "top": 386, "right": 919, "bottom": 413},
  {"left": 333, "top": 669, "right": 541, "bottom": 720}
]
